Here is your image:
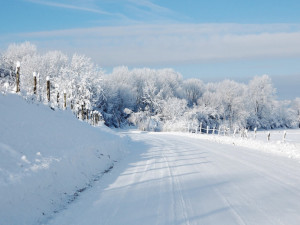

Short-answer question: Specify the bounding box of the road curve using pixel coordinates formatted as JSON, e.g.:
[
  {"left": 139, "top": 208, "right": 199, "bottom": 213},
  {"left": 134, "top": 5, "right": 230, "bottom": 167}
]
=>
[{"left": 48, "top": 131, "right": 300, "bottom": 225}]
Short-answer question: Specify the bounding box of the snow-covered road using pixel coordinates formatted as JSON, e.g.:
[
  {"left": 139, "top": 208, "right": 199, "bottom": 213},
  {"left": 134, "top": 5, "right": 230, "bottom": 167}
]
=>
[{"left": 48, "top": 131, "right": 300, "bottom": 225}]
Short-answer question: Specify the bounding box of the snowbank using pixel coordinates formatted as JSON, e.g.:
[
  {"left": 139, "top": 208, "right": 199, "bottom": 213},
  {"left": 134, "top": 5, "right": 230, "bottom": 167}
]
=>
[
  {"left": 162, "top": 129, "right": 300, "bottom": 161},
  {"left": 0, "top": 94, "right": 129, "bottom": 225}
]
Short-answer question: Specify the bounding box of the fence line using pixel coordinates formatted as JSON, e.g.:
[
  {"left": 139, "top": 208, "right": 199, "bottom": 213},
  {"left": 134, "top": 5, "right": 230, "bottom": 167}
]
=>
[
  {"left": 186, "top": 123, "right": 298, "bottom": 144},
  {"left": 7, "top": 63, "right": 101, "bottom": 127}
]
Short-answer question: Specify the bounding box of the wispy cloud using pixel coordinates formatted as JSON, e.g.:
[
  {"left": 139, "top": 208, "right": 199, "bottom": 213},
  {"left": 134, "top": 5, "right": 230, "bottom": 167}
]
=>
[
  {"left": 24, "top": 0, "right": 180, "bottom": 25},
  {"left": 25, "top": 0, "right": 115, "bottom": 16},
  {"left": 127, "top": 0, "right": 173, "bottom": 13},
  {"left": 4, "top": 23, "right": 300, "bottom": 67}
]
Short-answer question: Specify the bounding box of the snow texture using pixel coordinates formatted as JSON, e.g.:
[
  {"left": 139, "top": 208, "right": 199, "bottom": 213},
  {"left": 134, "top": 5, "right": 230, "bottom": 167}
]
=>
[
  {"left": 167, "top": 129, "right": 300, "bottom": 161},
  {"left": 48, "top": 131, "right": 300, "bottom": 225},
  {"left": 0, "top": 94, "right": 128, "bottom": 225}
]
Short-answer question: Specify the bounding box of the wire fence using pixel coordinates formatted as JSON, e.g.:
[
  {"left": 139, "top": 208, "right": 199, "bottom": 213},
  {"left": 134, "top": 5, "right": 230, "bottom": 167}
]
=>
[{"left": 187, "top": 123, "right": 300, "bottom": 144}]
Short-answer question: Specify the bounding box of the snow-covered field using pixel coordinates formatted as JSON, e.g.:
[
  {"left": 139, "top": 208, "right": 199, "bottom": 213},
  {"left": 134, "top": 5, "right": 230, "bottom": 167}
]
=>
[
  {"left": 0, "top": 94, "right": 129, "bottom": 225},
  {"left": 170, "top": 128, "right": 300, "bottom": 160},
  {"left": 1, "top": 93, "right": 300, "bottom": 225}
]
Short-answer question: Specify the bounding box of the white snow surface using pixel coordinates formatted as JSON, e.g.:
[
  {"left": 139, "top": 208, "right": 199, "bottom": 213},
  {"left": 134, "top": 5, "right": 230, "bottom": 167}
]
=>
[
  {"left": 168, "top": 129, "right": 300, "bottom": 160},
  {"left": 0, "top": 94, "right": 128, "bottom": 225},
  {"left": 1, "top": 93, "right": 300, "bottom": 225},
  {"left": 48, "top": 130, "right": 300, "bottom": 225}
]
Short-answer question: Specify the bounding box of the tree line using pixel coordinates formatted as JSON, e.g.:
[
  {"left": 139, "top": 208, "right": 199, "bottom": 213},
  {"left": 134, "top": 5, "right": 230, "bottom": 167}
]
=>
[{"left": 1, "top": 42, "right": 299, "bottom": 131}]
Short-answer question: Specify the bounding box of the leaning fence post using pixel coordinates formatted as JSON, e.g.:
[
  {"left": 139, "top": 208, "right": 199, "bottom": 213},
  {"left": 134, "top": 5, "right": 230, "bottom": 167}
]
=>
[
  {"left": 245, "top": 129, "right": 248, "bottom": 138},
  {"left": 267, "top": 132, "right": 270, "bottom": 141},
  {"left": 46, "top": 76, "right": 50, "bottom": 102},
  {"left": 233, "top": 128, "right": 237, "bottom": 137},
  {"left": 81, "top": 104, "right": 84, "bottom": 120},
  {"left": 95, "top": 112, "right": 99, "bottom": 125},
  {"left": 16, "top": 61, "right": 20, "bottom": 93},
  {"left": 283, "top": 130, "right": 287, "bottom": 142},
  {"left": 33, "top": 72, "right": 37, "bottom": 94},
  {"left": 57, "top": 92, "right": 59, "bottom": 104},
  {"left": 93, "top": 112, "right": 96, "bottom": 125},
  {"left": 63, "top": 90, "right": 66, "bottom": 109}
]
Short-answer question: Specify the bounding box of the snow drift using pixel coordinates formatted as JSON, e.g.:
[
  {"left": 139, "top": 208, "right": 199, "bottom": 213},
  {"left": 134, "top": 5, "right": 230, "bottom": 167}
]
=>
[{"left": 0, "top": 94, "right": 128, "bottom": 225}]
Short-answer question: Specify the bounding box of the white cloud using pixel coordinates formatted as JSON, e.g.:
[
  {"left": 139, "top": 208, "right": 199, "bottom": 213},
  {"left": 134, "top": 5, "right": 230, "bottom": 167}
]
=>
[
  {"left": 6, "top": 23, "right": 300, "bottom": 67},
  {"left": 127, "top": 0, "right": 172, "bottom": 13},
  {"left": 25, "top": 0, "right": 114, "bottom": 15}
]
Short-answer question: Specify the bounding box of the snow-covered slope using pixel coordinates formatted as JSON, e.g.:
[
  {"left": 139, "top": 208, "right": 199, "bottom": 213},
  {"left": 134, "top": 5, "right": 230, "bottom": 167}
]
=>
[{"left": 0, "top": 94, "right": 128, "bottom": 225}]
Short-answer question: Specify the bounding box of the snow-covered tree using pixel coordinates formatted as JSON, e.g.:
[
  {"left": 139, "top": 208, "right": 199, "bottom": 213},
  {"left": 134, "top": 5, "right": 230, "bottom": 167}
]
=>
[
  {"left": 247, "top": 75, "right": 276, "bottom": 129},
  {"left": 181, "top": 78, "right": 205, "bottom": 107},
  {"left": 1, "top": 42, "right": 296, "bottom": 130}
]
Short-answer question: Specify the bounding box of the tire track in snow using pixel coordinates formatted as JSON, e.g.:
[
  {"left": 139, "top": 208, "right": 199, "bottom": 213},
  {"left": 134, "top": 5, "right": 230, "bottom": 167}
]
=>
[
  {"left": 160, "top": 139, "right": 191, "bottom": 225},
  {"left": 197, "top": 140, "right": 297, "bottom": 225},
  {"left": 102, "top": 155, "right": 153, "bottom": 225}
]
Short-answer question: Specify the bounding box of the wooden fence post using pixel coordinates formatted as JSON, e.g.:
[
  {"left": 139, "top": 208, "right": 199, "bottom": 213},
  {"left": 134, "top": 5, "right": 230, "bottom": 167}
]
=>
[
  {"left": 57, "top": 92, "right": 59, "bottom": 104},
  {"left": 267, "top": 132, "right": 270, "bottom": 141},
  {"left": 199, "top": 122, "right": 202, "bottom": 134},
  {"left": 46, "top": 76, "right": 50, "bottom": 102},
  {"left": 81, "top": 104, "right": 84, "bottom": 120},
  {"left": 283, "top": 130, "right": 287, "bottom": 142},
  {"left": 212, "top": 127, "right": 215, "bottom": 134},
  {"left": 63, "top": 90, "right": 67, "bottom": 109},
  {"left": 95, "top": 112, "right": 98, "bottom": 125},
  {"left": 33, "top": 72, "right": 37, "bottom": 94},
  {"left": 93, "top": 112, "right": 96, "bottom": 125},
  {"left": 254, "top": 127, "right": 257, "bottom": 139},
  {"left": 16, "top": 61, "right": 20, "bottom": 93},
  {"left": 207, "top": 126, "right": 209, "bottom": 134}
]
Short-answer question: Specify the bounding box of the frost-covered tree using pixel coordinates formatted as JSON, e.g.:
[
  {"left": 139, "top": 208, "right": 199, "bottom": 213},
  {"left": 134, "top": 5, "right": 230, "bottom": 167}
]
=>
[
  {"left": 217, "top": 80, "right": 248, "bottom": 128},
  {"left": 1, "top": 42, "right": 297, "bottom": 130},
  {"left": 247, "top": 75, "right": 276, "bottom": 129},
  {"left": 181, "top": 78, "right": 205, "bottom": 107},
  {"left": 0, "top": 42, "right": 37, "bottom": 92},
  {"left": 292, "top": 98, "right": 300, "bottom": 128}
]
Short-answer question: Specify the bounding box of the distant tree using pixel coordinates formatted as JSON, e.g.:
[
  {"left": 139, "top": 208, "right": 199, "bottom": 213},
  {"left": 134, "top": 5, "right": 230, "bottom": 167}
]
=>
[
  {"left": 247, "top": 75, "right": 276, "bottom": 129},
  {"left": 292, "top": 98, "right": 300, "bottom": 128},
  {"left": 182, "top": 78, "right": 205, "bottom": 107}
]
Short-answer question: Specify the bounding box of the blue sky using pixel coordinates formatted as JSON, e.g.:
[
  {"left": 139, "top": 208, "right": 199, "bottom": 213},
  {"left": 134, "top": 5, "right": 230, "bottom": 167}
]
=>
[{"left": 1, "top": 0, "right": 300, "bottom": 99}]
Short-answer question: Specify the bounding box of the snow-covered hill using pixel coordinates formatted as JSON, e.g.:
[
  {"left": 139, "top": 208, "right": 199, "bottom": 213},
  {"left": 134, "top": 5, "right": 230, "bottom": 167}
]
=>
[{"left": 0, "top": 94, "right": 129, "bottom": 225}]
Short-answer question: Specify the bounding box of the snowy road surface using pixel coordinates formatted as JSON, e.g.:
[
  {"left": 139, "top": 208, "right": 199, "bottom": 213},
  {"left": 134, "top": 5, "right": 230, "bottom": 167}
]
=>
[{"left": 48, "top": 131, "right": 300, "bottom": 225}]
